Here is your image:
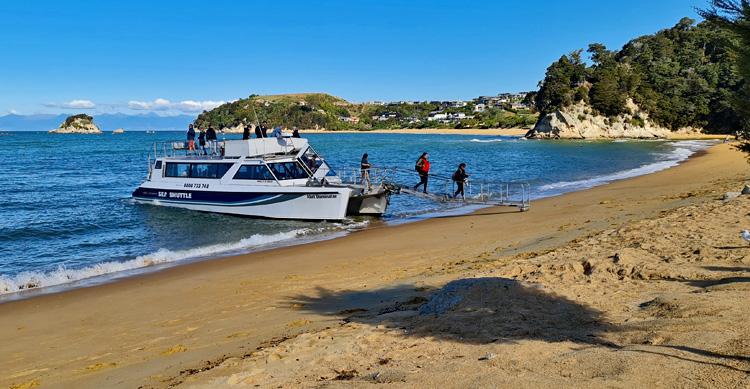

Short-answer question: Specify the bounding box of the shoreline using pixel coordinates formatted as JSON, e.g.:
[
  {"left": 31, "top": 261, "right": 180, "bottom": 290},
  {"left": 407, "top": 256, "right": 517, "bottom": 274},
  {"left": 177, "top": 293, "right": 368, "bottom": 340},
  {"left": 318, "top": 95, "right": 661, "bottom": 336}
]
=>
[
  {"left": 4, "top": 128, "right": 732, "bottom": 140},
  {"left": 1, "top": 143, "right": 747, "bottom": 388},
  {"left": 303, "top": 128, "right": 730, "bottom": 140},
  {"left": 0, "top": 140, "right": 716, "bottom": 300}
]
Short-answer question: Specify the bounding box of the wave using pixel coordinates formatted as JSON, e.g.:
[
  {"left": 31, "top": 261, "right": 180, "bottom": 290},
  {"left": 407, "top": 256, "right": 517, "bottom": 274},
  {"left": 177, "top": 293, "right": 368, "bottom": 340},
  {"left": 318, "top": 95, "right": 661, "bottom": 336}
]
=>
[
  {"left": 469, "top": 138, "right": 503, "bottom": 143},
  {"left": 0, "top": 228, "right": 316, "bottom": 295},
  {"left": 536, "top": 140, "right": 713, "bottom": 195}
]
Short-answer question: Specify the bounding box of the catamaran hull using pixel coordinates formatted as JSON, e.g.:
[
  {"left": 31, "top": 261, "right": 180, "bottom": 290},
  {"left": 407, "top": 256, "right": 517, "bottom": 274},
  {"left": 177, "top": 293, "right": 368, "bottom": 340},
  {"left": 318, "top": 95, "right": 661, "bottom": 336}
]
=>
[
  {"left": 132, "top": 186, "right": 351, "bottom": 220},
  {"left": 345, "top": 191, "right": 390, "bottom": 215}
]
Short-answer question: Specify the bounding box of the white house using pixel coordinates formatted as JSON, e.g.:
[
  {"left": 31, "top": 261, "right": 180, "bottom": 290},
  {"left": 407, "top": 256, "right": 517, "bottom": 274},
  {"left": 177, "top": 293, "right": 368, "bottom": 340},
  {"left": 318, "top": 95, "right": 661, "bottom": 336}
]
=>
[{"left": 473, "top": 103, "right": 486, "bottom": 113}]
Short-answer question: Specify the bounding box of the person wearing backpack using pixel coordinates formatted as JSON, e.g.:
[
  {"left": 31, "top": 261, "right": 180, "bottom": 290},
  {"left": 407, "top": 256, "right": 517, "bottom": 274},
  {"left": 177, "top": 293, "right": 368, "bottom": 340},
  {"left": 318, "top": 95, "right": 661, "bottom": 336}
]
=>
[
  {"left": 413, "top": 152, "right": 430, "bottom": 193},
  {"left": 452, "top": 163, "right": 469, "bottom": 199}
]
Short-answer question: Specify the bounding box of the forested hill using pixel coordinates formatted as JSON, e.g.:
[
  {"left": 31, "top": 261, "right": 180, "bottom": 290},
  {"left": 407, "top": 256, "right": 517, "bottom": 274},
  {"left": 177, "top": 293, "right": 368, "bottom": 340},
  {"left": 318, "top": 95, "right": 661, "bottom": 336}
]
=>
[
  {"left": 194, "top": 93, "right": 537, "bottom": 131},
  {"left": 532, "top": 17, "right": 743, "bottom": 133}
]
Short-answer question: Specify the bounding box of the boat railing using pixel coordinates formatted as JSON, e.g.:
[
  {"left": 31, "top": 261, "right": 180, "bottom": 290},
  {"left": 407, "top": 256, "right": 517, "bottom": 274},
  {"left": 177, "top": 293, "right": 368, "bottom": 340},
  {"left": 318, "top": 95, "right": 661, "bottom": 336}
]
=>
[
  {"left": 146, "top": 140, "right": 229, "bottom": 175},
  {"left": 336, "top": 166, "right": 530, "bottom": 211},
  {"left": 336, "top": 167, "right": 395, "bottom": 191}
]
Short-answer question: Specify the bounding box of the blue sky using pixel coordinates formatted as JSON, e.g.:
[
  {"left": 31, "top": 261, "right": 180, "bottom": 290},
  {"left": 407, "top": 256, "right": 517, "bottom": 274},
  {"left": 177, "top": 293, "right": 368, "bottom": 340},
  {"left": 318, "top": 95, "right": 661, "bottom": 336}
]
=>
[{"left": 0, "top": 0, "right": 704, "bottom": 115}]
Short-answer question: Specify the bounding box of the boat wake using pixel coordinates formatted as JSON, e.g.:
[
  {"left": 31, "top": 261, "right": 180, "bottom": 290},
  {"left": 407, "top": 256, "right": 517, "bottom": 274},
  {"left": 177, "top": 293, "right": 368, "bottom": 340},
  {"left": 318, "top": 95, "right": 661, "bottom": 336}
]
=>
[{"left": 469, "top": 138, "right": 503, "bottom": 143}]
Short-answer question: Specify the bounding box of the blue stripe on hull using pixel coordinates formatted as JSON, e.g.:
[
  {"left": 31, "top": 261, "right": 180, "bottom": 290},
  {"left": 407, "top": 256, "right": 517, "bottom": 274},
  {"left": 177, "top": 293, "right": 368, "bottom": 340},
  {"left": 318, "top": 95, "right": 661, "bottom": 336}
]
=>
[{"left": 132, "top": 187, "right": 340, "bottom": 207}]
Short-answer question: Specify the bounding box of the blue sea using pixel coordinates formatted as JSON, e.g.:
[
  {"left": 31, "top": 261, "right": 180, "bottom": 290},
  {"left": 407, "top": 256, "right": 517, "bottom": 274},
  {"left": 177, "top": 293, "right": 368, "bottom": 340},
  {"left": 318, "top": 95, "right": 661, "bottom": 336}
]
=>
[{"left": 0, "top": 131, "right": 713, "bottom": 296}]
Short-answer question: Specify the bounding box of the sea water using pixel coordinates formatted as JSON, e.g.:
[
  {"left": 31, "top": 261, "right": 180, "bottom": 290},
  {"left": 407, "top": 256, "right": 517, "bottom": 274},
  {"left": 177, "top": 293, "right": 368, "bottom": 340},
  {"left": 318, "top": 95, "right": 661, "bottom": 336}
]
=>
[{"left": 0, "top": 131, "right": 713, "bottom": 296}]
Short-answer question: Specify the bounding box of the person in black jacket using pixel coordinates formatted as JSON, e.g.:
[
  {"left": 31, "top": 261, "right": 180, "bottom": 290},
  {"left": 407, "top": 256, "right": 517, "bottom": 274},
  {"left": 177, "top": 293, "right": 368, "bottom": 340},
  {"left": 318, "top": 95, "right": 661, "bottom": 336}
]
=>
[
  {"left": 186, "top": 124, "right": 196, "bottom": 154},
  {"left": 452, "top": 163, "right": 469, "bottom": 199},
  {"left": 242, "top": 124, "right": 251, "bottom": 140},
  {"left": 198, "top": 128, "right": 207, "bottom": 155},
  {"left": 206, "top": 126, "right": 217, "bottom": 155},
  {"left": 360, "top": 153, "right": 372, "bottom": 189},
  {"left": 254, "top": 124, "right": 263, "bottom": 138}
]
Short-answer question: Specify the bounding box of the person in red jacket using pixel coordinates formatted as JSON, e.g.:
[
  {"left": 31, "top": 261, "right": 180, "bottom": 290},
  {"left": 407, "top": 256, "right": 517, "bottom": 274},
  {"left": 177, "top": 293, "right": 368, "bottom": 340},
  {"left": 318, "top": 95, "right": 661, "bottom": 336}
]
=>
[{"left": 413, "top": 152, "right": 430, "bottom": 193}]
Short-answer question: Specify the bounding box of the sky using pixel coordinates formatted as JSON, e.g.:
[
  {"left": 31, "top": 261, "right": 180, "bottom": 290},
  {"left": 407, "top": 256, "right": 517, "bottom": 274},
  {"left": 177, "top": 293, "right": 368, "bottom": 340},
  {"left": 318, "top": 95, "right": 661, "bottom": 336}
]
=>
[{"left": 0, "top": 0, "right": 705, "bottom": 116}]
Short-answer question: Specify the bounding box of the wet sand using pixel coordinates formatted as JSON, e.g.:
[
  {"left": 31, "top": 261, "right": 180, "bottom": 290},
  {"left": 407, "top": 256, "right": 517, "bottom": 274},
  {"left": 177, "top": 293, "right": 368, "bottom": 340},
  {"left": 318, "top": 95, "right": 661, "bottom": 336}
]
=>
[{"left": 1, "top": 143, "right": 748, "bottom": 389}]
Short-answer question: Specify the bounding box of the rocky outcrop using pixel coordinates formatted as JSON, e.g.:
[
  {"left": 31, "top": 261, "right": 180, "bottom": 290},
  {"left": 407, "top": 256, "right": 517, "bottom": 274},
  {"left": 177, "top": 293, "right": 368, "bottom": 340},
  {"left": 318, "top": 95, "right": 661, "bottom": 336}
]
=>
[
  {"left": 526, "top": 100, "right": 701, "bottom": 139},
  {"left": 220, "top": 123, "right": 250, "bottom": 134},
  {"left": 49, "top": 114, "right": 102, "bottom": 134}
]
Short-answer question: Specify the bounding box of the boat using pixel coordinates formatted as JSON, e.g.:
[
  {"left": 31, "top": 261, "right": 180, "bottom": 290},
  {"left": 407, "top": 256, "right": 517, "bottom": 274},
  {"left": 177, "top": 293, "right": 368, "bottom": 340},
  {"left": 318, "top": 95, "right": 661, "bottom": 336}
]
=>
[{"left": 132, "top": 137, "right": 391, "bottom": 220}]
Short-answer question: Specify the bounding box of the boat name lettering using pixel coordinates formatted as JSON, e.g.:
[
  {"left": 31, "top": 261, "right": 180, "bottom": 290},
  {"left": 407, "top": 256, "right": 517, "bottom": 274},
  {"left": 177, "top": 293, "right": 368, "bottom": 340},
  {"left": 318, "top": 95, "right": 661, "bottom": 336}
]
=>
[
  {"left": 157, "top": 191, "right": 192, "bottom": 199},
  {"left": 183, "top": 183, "right": 209, "bottom": 189},
  {"left": 307, "top": 193, "right": 337, "bottom": 199}
]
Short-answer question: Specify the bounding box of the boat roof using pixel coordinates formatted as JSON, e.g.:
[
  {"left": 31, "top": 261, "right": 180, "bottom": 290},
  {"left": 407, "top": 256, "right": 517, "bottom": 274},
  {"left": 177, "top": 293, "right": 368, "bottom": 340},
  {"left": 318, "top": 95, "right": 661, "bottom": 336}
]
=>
[{"left": 225, "top": 138, "right": 308, "bottom": 158}]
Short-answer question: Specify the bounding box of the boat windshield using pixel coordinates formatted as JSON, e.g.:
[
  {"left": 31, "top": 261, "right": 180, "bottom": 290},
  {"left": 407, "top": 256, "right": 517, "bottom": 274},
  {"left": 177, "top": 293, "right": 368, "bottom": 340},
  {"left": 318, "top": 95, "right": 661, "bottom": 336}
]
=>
[
  {"left": 267, "top": 162, "right": 310, "bottom": 180},
  {"left": 299, "top": 147, "right": 323, "bottom": 173}
]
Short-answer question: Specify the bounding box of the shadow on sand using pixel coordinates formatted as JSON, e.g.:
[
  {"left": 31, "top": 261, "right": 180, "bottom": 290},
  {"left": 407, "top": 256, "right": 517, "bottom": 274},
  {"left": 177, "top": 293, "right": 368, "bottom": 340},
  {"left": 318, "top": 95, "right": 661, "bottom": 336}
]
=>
[
  {"left": 286, "top": 277, "right": 750, "bottom": 373},
  {"left": 288, "top": 278, "right": 611, "bottom": 346}
]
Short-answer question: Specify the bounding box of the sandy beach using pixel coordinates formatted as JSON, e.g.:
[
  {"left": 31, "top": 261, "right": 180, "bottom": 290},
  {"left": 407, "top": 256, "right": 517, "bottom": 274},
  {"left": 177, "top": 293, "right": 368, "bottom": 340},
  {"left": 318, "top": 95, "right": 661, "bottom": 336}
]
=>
[
  {"left": 302, "top": 127, "right": 730, "bottom": 140},
  {"left": 303, "top": 128, "right": 530, "bottom": 136},
  {"left": 2, "top": 143, "right": 749, "bottom": 389}
]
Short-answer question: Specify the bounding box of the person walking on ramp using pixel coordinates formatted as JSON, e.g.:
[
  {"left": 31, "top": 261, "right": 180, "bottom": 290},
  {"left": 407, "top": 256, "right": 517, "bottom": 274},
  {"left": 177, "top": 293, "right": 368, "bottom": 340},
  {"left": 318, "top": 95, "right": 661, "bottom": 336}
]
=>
[
  {"left": 452, "top": 163, "right": 469, "bottom": 199},
  {"left": 413, "top": 152, "right": 430, "bottom": 193}
]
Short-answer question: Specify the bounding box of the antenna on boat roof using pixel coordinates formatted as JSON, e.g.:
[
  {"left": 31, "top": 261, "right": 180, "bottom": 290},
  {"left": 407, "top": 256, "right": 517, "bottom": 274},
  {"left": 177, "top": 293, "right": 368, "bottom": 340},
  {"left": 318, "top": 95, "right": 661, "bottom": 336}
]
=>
[{"left": 250, "top": 96, "right": 261, "bottom": 128}]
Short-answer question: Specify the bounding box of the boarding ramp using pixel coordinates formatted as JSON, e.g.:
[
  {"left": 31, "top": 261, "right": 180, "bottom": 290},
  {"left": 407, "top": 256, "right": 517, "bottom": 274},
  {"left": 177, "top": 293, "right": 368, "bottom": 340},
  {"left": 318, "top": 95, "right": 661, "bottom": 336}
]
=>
[{"left": 337, "top": 167, "right": 530, "bottom": 211}]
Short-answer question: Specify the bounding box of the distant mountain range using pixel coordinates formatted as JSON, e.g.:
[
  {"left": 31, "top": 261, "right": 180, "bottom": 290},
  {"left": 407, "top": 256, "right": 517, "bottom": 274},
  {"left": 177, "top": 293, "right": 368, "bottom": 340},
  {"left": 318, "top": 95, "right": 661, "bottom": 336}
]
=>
[{"left": 0, "top": 113, "right": 195, "bottom": 131}]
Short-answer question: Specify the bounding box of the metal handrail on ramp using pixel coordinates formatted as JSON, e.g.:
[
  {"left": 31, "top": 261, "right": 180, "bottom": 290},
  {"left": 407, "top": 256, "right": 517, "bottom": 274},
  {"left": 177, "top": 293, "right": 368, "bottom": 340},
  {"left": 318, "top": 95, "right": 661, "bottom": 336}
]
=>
[{"left": 337, "top": 167, "right": 531, "bottom": 212}]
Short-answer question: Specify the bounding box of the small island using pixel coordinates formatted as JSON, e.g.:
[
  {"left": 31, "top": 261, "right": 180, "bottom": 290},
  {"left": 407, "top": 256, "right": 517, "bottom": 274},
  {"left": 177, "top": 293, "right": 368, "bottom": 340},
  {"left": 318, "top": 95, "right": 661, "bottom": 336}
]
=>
[{"left": 49, "top": 114, "right": 102, "bottom": 134}]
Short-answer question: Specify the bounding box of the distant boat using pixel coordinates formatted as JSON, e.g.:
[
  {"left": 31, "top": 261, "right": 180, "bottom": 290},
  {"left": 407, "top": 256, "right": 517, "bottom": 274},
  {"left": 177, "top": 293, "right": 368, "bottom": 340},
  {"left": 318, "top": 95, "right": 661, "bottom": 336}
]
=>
[
  {"left": 145, "top": 130, "right": 156, "bottom": 134},
  {"left": 112, "top": 128, "right": 125, "bottom": 134}
]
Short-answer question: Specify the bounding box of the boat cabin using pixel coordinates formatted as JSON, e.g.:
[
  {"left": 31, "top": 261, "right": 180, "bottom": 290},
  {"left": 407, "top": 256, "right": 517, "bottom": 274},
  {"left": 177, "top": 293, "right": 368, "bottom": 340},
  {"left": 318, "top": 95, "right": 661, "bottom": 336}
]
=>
[{"left": 147, "top": 138, "right": 339, "bottom": 187}]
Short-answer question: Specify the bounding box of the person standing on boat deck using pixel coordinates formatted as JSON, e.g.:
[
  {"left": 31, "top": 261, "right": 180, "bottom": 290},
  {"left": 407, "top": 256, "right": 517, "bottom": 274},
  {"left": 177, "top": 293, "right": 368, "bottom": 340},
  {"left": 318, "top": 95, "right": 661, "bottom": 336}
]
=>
[
  {"left": 360, "top": 153, "right": 372, "bottom": 190},
  {"left": 260, "top": 122, "right": 269, "bottom": 138},
  {"left": 413, "top": 152, "right": 430, "bottom": 193},
  {"left": 206, "top": 126, "right": 217, "bottom": 155},
  {"left": 186, "top": 124, "right": 196, "bottom": 154},
  {"left": 254, "top": 124, "right": 263, "bottom": 138},
  {"left": 292, "top": 127, "right": 301, "bottom": 138},
  {"left": 272, "top": 126, "right": 282, "bottom": 139},
  {"left": 452, "top": 163, "right": 469, "bottom": 199},
  {"left": 198, "top": 128, "right": 207, "bottom": 155},
  {"left": 242, "top": 124, "right": 251, "bottom": 140}
]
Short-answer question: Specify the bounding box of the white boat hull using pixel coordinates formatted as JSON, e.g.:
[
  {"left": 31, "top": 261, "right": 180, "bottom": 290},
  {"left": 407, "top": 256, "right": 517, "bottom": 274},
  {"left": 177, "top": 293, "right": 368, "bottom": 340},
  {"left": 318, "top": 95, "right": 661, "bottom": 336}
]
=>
[{"left": 133, "top": 183, "right": 352, "bottom": 220}]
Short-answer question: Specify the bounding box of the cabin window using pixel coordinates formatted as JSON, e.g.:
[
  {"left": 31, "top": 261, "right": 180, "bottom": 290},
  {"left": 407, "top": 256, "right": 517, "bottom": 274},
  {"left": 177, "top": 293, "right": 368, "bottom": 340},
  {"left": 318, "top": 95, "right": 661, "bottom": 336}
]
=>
[
  {"left": 165, "top": 163, "right": 191, "bottom": 178},
  {"left": 189, "top": 163, "right": 234, "bottom": 179},
  {"left": 165, "top": 163, "right": 233, "bottom": 178},
  {"left": 154, "top": 160, "right": 162, "bottom": 170},
  {"left": 234, "top": 165, "right": 275, "bottom": 180},
  {"left": 267, "top": 162, "right": 309, "bottom": 180}
]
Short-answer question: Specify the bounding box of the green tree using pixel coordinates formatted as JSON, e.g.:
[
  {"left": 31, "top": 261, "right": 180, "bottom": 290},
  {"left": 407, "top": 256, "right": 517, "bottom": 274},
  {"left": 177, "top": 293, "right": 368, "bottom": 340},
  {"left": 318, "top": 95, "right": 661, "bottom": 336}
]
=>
[
  {"left": 700, "top": 0, "right": 750, "bottom": 138},
  {"left": 534, "top": 50, "right": 586, "bottom": 114}
]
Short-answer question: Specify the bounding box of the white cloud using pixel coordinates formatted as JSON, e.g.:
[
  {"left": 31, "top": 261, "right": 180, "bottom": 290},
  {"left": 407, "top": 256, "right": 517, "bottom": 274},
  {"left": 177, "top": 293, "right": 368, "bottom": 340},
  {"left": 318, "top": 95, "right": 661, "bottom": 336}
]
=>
[
  {"left": 127, "top": 98, "right": 224, "bottom": 113},
  {"left": 44, "top": 99, "right": 96, "bottom": 109}
]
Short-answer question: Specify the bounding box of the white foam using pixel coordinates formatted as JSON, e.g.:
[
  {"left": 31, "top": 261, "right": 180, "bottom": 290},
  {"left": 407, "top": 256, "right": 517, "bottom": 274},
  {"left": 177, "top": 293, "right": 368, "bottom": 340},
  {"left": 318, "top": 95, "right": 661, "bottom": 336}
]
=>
[
  {"left": 469, "top": 138, "right": 503, "bottom": 143},
  {"left": 536, "top": 140, "right": 714, "bottom": 195},
  {"left": 0, "top": 228, "right": 313, "bottom": 295}
]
